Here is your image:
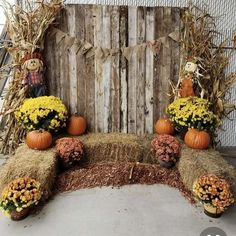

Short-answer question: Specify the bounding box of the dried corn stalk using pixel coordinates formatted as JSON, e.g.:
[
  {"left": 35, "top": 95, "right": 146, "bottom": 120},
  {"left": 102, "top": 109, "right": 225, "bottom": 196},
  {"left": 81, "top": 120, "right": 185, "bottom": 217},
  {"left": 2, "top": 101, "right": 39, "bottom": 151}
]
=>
[
  {"left": 0, "top": 0, "right": 63, "bottom": 154},
  {"left": 171, "top": 3, "right": 236, "bottom": 122}
]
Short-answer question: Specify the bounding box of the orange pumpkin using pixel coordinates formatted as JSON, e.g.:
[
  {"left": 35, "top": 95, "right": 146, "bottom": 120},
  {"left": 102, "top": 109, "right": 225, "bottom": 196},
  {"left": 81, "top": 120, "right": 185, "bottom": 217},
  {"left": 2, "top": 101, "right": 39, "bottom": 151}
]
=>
[
  {"left": 184, "top": 128, "right": 211, "bottom": 149},
  {"left": 26, "top": 130, "right": 52, "bottom": 150},
  {"left": 155, "top": 118, "right": 174, "bottom": 135},
  {"left": 67, "top": 115, "right": 87, "bottom": 136}
]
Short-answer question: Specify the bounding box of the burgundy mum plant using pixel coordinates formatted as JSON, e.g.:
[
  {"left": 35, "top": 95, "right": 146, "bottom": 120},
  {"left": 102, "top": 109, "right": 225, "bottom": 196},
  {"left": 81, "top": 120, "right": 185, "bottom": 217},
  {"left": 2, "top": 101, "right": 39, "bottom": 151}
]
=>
[
  {"left": 151, "top": 134, "right": 181, "bottom": 163},
  {"left": 56, "top": 138, "right": 84, "bottom": 166}
]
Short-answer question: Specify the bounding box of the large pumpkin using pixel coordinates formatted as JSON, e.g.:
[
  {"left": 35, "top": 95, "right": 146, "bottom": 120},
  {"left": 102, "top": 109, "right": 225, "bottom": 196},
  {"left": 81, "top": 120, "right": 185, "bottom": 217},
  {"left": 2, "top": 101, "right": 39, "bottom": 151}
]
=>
[
  {"left": 26, "top": 130, "right": 52, "bottom": 150},
  {"left": 184, "top": 128, "right": 211, "bottom": 149},
  {"left": 155, "top": 118, "right": 174, "bottom": 135},
  {"left": 67, "top": 115, "right": 87, "bottom": 136}
]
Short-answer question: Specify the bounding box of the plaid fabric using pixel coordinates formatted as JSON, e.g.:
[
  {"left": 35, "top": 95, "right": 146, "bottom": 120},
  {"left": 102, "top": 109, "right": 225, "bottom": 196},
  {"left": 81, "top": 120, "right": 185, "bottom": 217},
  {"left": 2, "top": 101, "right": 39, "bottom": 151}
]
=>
[{"left": 27, "top": 71, "right": 44, "bottom": 85}]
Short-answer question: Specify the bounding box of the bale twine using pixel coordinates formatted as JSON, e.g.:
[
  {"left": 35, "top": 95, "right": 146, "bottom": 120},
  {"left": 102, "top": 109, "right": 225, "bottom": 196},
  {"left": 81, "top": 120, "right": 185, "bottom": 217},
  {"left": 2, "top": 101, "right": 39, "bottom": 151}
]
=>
[
  {"left": 177, "top": 144, "right": 236, "bottom": 197},
  {"left": 0, "top": 144, "right": 57, "bottom": 200}
]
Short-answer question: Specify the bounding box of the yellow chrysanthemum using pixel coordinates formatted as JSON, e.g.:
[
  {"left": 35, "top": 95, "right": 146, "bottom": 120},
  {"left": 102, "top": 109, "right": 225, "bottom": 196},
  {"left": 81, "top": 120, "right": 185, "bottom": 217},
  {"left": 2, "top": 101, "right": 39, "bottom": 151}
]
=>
[{"left": 15, "top": 96, "right": 68, "bottom": 131}]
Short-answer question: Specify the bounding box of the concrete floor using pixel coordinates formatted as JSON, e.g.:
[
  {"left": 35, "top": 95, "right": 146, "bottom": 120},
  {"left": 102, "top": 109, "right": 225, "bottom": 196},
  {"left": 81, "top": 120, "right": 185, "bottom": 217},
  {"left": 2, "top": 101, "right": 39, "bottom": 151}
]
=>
[{"left": 0, "top": 185, "right": 235, "bottom": 236}]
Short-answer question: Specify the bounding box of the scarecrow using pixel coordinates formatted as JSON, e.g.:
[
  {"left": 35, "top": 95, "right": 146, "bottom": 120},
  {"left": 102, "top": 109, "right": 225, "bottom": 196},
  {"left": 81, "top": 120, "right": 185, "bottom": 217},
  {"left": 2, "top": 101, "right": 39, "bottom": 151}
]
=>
[
  {"left": 179, "top": 58, "right": 205, "bottom": 98},
  {"left": 22, "top": 52, "right": 46, "bottom": 98}
]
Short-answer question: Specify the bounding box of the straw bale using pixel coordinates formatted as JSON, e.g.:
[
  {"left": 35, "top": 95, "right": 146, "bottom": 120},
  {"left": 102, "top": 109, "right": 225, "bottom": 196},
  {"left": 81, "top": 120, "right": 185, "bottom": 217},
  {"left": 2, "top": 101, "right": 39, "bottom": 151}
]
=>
[
  {"left": 0, "top": 144, "right": 57, "bottom": 200},
  {"left": 177, "top": 144, "right": 236, "bottom": 197},
  {"left": 77, "top": 133, "right": 154, "bottom": 164}
]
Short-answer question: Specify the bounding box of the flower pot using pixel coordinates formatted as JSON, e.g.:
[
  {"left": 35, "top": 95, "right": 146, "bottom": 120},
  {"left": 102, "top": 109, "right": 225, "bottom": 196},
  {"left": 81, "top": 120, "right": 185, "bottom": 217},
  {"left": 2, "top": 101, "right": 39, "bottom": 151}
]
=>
[
  {"left": 159, "top": 160, "right": 175, "bottom": 169},
  {"left": 203, "top": 204, "right": 222, "bottom": 218},
  {"left": 10, "top": 208, "right": 30, "bottom": 221},
  {"left": 175, "top": 126, "right": 188, "bottom": 140}
]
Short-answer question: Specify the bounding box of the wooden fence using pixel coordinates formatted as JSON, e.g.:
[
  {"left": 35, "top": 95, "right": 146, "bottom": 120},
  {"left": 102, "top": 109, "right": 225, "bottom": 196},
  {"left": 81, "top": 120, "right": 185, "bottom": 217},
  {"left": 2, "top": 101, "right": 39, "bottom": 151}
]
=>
[{"left": 44, "top": 5, "right": 181, "bottom": 134}]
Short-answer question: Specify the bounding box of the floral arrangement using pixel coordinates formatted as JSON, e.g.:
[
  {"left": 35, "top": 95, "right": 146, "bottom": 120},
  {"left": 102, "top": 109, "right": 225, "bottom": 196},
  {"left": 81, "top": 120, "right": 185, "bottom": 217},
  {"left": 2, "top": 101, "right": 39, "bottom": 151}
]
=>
[
  {"left": 56, "top": 138, "right": 84, "bottom": 168},
  {"left": 0, "top": 177, "right": 41, "bottom": 216},
  {"left": 15, "top": 96, "right": 68, "bottom": 131},
  {"left": 193, "top": 174, "right": 234, "bottom": 212},
  {"left": 151, "top": 134, "right": 181, "bottom": 163},
  {"left": 167, "top": 97, "right": 220, "bottom": 132}
]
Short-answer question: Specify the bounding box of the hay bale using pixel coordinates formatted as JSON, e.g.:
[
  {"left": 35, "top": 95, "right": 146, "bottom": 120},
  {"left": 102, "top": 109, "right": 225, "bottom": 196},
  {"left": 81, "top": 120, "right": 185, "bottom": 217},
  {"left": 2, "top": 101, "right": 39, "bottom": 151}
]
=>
[
  {"left": 0, "top": 144, "right": 57, "bottom": 200},
  {"left": 78, "top": 133, "right": 145, "bottom": 164},
  {"left": 177, "top": 144, "right": 236, "bottom": 197}
]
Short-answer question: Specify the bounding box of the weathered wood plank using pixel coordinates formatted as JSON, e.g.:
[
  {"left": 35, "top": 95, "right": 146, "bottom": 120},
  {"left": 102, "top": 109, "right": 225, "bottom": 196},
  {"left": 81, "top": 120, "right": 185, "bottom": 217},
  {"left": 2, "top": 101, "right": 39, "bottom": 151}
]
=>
[
  {"left": 170, "top": 8, "right": 181, "bottom": 100},
  {"left": 102, "top": 6, "right": 112, "bottom": 133},
  {"left": 160, "top": 8, "right": 172, "bottom": 117},
  {"left": 85, "top": 5, "right": 96, "bottom": 132},
  {"left": 136, "top": 7, "right": 146, "bottom": 135},
  {"left": 153, "top": 7, "right": 163, "bottom": 123},
  {"left": 145, "top": 7, "right": 155, "bottom": 133},
  {"left": 67, "top": 5, "right": 78, "bottom": 114},
  {"left": 75, "top": 5, "right": 86, "bottom": 117},
  {"left": 94, "top": 6, "right": 104, "bottom": 132},
  {"left": 110, "top": 6, "right": 120, "bottom": 132},
  {"left": 119, "top": 6, "right": 128, "bottom": 133},
  {"left": 128, "top": 6, "right": 138, "bottom": 134},
  {"left": 58, "top": 8, "right": 69, "bottom": 107}
]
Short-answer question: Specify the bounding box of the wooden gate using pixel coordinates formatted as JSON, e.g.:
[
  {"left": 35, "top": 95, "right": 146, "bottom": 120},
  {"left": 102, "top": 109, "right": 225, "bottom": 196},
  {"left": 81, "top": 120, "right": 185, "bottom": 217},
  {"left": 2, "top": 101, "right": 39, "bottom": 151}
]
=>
[{"left": 44, "top": 5, "right": 181, "bottom": 134}]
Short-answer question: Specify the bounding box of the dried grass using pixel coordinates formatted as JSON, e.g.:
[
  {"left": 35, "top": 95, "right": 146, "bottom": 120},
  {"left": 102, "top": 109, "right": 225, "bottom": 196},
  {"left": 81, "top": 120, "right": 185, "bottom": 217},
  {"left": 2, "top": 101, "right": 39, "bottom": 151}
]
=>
[
  {"left": 0, "top": 0, "right": 63, "bottom": 154},
  {"left": 177, "top": 144, "right": 236, "bottom": 197},
  {"left": 171, "top": 3, "right": 236, "bottom": 124},
  {"left": 0, "top": 144, "right": 58, "bottom": 200}
]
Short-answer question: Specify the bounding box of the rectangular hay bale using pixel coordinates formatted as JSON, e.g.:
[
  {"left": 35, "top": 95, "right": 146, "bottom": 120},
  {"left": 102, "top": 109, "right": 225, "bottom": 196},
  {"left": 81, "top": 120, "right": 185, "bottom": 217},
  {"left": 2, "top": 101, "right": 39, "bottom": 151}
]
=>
[
  {"left": 177, "top": 144, "right": 236, "bottom": 197},
  {"left": 0, "top": 144, "right": 58, "bottom": 200}
]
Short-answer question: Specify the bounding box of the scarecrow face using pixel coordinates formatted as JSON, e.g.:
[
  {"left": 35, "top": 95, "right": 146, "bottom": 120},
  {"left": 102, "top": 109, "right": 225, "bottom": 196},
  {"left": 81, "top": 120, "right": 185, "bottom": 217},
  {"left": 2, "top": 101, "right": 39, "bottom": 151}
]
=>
[
  {"left": 185, "top": 61, "right": 197, "bottom": 73},
  {"left": 24, "top": 58, "right": 43, "bottom": 71}
]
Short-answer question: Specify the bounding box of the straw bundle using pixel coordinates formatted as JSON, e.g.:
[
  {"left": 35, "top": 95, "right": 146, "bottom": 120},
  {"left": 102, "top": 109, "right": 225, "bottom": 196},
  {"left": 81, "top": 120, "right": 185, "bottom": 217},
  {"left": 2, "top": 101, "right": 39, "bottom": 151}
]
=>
[
  {"left": 170, "top": 3, "right": 236, "bottom": 126},
  {"left": 0, "top": 144, "right": 58, "bottom": 200},
  {"left": 0, "top": 0, "right": 63, "bottom": 154},
  {"left": 177, "top": 144, "right": 236, "bottom": 197}
]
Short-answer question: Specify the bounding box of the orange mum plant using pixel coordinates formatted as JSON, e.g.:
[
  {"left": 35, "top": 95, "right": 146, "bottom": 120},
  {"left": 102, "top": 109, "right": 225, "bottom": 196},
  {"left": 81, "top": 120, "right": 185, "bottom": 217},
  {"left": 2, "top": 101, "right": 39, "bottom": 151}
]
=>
[
  {"left": 193, "top": 174, "right": 234, "bottom": 213},
  {"left": 0, "top": 177, "right": 42, "bottom": 217}
]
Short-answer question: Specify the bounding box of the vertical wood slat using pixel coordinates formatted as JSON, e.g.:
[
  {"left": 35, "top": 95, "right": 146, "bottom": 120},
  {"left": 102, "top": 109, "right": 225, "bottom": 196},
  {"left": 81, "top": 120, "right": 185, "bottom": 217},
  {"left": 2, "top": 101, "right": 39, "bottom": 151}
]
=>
[
  {"left": 136, "top": 7, "right": 146, "bottom": 135},
  {"left": 46, "top": 5, "right": 181, "bottom": 135},
  {"left": 110, "top": 6, "right": 120, "bottom": 132},
  {"left": 67, "top": 5, "right": 78, "bottom": 114},
  {"left": 160, "top": 8, "right": 172, "bottom": 117},
  {"left": 128, "top": 6, "right": 138, "bottom": 133},
  {"left": 102, "top": 6, "right": 111, "bottom": 133},
  {"left": 119, "top": 6, "right": 128, "bottom": 133},
  {"left": 85, "top": 5, "right": 96, "bottom": 132},
  {"left": 153, "top": 7, "right": 163, "bottom": 122},
  {"left": 145, "top": 7, "right": 155, "bottom": 133},
  {"left": 94, "top": 6, "right": 104, "bottom": 132},
  {"left": 58, "top": 9, "right": 69, "bottom": 108},
  {"left": 75, "top": 6, "right": 86, "bottom": 116}
]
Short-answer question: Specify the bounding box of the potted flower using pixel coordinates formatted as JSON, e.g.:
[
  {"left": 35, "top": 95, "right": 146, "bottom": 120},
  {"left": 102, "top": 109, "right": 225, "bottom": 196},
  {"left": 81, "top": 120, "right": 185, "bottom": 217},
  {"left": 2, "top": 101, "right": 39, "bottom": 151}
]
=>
[
  {"left": 15, "top": 96, "right": 68, "bottom": 132},
  {"left": 151, "top": 134, "right": 181, "bottom": 168},
  {"left": 166, "top": 97, "right": 220, "bottom": 139},
  {"left": 0, "top": 177, "right": 42, "bottom": 221},
  {"left": 56, "top": 137, "right": 84, "bottom": 169},
  {"left": 193, "top": 174, "right": 234, "bottom": 218}
]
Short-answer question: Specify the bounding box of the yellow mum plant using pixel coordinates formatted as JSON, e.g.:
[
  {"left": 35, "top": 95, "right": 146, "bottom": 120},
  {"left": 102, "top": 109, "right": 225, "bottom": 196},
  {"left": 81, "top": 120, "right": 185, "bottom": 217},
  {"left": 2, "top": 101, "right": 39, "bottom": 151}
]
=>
[
  {"left": 15, "top": 96, "right": 68, "bottom": 131},
  {"left": 167, "top": 97, "right": 220, "bottom": 131},
  {"left": 0, "top": 177, "right": 42, "bottom": 216}
]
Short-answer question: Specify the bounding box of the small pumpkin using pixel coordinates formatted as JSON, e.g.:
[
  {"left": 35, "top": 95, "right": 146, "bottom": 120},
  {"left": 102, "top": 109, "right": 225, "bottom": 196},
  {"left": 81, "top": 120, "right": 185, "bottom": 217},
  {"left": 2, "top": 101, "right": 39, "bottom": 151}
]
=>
[
  {"left": 155, "top": 118, "right": 174, "bottom": 135},
  {"left": 26, "top": 130, "right": 52, "bottom": 150},
  {"left": 184, "top": 128, "right": 211, "bottom": 149},
  {"left": 67, "top": 114, "right": 87, "bottom": 136}
]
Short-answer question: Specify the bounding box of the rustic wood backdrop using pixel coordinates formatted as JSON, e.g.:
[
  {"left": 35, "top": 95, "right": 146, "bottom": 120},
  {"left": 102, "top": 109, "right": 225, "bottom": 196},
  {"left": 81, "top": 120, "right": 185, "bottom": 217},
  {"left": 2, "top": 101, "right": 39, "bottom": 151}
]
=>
[{"left": 44, "top": 5, "right": 181, "bottom": 134}]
